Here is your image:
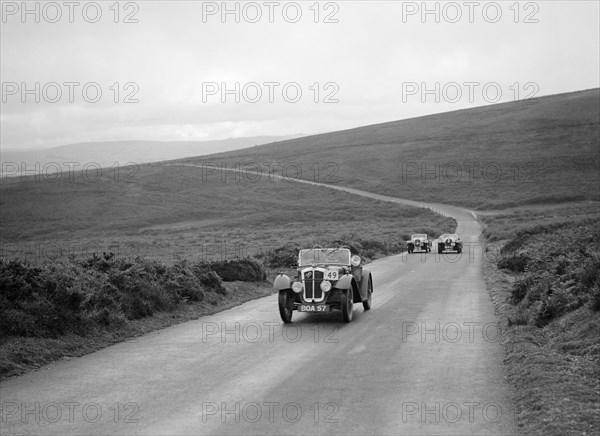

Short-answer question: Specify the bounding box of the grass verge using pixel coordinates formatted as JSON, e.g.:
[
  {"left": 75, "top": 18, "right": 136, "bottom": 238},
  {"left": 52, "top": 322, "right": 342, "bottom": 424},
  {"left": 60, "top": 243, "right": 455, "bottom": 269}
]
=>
[
  {"left": 481, "top": 202, "right": 600, "bottom": 434},
  {"left": 0, "top": 279, "right": 272, "bottom": 381},
  {"left": 0, "top": 255, "right": 271, "bottom": 380}
]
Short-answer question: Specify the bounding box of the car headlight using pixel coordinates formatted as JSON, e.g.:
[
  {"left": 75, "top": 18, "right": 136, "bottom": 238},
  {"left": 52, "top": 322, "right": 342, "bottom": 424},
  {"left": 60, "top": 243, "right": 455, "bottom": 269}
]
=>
[
  {"left": 292, "top": 282, "right": 303, "bottom": 293},
  {"left": 351, "top": 255, "right": 361, "bottom": 267},
  {"left": 320, "top": 281, "right": 332, "bottom": 292}
]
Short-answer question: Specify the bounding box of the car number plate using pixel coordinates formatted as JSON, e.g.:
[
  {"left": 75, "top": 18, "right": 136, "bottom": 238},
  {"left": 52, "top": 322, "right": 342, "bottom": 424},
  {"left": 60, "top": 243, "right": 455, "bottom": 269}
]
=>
[
  {"left": 298, "top": 305, "right": 330, "bottom": 312},
  {"left": 324, "top": 271, "right": 339, "bottom": 280}
]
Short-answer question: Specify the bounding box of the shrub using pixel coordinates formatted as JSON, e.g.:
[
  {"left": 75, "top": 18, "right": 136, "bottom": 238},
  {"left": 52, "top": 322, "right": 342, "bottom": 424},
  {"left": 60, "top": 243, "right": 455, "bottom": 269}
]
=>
[
  {"left": 511, "top": 276, "right": 534, "bottom": 304},
  {"left": 0, "top": 254, "right": 232, "bottom": 338},
  {"left": 0, "top": 259, "right": 90, "bottom": 336},
  {"left": 329, "top": 237, "right": 364, "bottom": 255},
  {"left": 210, "top": 258, "right": 267, "bottom": 282},
  {"left": 164, "top": 260, "right": 205, "bottom": 302},
  {"left": 192, "top": 263, "right": 225, "bottom": 294},
  {"left": 576, "top": 254, "right": 600, "bottom": 293},
  {"left": 534, "top": 282, "right": 581, "bottom": 326},
  {"left": 500, "top": 218, "right": 600, "bottom": 325},
  {"left": 498, "top": 253, "right": 530, "bottom": 273},
  {"left": 259, "top": 244, "right": 300, "bottom": 268},
  {"left": 590, "top": 283, "right": 600, "bottom": 311},
  {"left": 507, "top": 308, "right": 529, "bottom": 326},
  {"left": 500, "top": 222, "right": 566, "bottom": 254},
  {"left": 0, "top": 308, "right": 37, "bottom": 336}
]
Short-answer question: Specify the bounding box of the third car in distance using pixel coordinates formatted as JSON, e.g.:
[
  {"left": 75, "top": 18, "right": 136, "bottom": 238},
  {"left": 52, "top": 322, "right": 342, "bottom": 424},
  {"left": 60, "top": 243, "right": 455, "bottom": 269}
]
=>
[{"left": 437, "top": 234, "right": 463, "bottom": 254}]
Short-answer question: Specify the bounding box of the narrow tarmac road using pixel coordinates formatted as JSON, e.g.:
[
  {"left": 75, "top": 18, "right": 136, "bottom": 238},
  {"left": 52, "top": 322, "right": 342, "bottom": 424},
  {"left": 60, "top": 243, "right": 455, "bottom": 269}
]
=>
[{"left": 0, "top": 173, "right": 516, "bottom": 435}]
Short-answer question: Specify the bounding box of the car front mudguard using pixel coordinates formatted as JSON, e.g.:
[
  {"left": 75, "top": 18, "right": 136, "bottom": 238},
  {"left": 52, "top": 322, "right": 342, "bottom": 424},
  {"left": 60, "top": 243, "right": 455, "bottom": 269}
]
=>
[
  {"left": 335, "top": 274, "right": 353, "bottom": 290},
  {"left": 359, "top": 270, "right": 372, "bottom": 301},
  {"left": 274, "top": 274, "right": 292, "bottom": 291},
  {"left": 336, "top": 273, "right": 365, "bottom": 303}
]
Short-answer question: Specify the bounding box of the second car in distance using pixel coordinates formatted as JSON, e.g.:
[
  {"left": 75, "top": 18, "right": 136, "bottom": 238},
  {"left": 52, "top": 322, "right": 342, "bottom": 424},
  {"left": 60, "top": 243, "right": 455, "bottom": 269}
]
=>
[{"left": 407, "top": 233, "right": 432, "bottom": 253}]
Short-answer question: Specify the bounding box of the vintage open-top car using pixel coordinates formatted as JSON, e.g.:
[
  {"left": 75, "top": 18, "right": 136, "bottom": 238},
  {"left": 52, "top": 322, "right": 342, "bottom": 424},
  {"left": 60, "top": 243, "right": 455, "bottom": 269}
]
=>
[
  {"left": 274, "top": 247, "right": 373, "bottom": 323},
  {"left": 437, "top": 233, "right": 463, "bottom": 253},
  {"left": 407, "top": 233, "right": 431, "bottom": 253}
]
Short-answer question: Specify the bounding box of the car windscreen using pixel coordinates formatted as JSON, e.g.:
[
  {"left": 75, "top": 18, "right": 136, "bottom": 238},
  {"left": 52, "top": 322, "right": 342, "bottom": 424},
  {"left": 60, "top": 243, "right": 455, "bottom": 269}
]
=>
[
  {"left": 299, "top": 249, "right": 350, "bottom": 266},
  {"left": 412, "top": 234, "right": 427, "bottom": 239}
]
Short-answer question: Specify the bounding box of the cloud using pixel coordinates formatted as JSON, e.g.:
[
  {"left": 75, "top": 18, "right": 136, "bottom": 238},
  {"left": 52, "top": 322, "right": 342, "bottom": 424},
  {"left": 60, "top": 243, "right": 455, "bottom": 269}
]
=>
[{"left": 1, "top": 1, "right": 599, "bottom": 149}]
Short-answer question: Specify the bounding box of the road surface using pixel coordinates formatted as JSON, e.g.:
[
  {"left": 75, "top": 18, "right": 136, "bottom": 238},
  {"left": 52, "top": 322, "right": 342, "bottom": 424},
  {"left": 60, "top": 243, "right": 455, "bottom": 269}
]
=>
[{"left": 0, "top": 175, "right": 516, "bottom": 435}]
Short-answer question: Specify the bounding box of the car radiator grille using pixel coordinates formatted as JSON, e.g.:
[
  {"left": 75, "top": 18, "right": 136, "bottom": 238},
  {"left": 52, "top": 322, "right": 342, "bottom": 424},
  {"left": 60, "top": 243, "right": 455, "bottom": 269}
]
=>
[{"left": 303, "top": 270, "right": 324, "bottom": 300}]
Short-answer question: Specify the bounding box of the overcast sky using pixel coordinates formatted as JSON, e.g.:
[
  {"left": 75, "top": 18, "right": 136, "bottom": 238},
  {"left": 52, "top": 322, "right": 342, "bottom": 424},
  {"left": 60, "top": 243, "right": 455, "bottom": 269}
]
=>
[{"left": 1, "top": 0, "right": 599, "bottom": 150}]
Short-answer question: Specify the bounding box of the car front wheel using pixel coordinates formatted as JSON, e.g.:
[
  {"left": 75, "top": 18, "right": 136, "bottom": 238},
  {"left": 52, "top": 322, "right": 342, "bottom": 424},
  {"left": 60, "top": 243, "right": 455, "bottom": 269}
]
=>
[
  {"left": 278, "top": 290, "right": 293, "bottom": 323},
  {"left": 341, "top": 289, "right": 354, "bottom": 322}
]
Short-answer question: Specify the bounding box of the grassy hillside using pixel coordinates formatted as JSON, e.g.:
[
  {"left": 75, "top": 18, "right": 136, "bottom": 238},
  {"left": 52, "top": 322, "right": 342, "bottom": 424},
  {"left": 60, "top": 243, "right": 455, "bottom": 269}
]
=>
[
  {"left": 179, "top": 89, "right": 600, "bottom": 209},
  {"left": 0, "top": 164, "right": 454, "bottom": 263}
]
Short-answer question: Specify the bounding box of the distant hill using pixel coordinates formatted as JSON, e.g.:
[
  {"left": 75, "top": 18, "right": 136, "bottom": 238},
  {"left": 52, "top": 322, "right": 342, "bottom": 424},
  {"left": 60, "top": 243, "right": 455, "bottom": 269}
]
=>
[
  {"left": 177, "top": 89, "right": 600, "bottom": 209},
  {"left": 0, "top": 135, "right": 304, "bottom": 177}
]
